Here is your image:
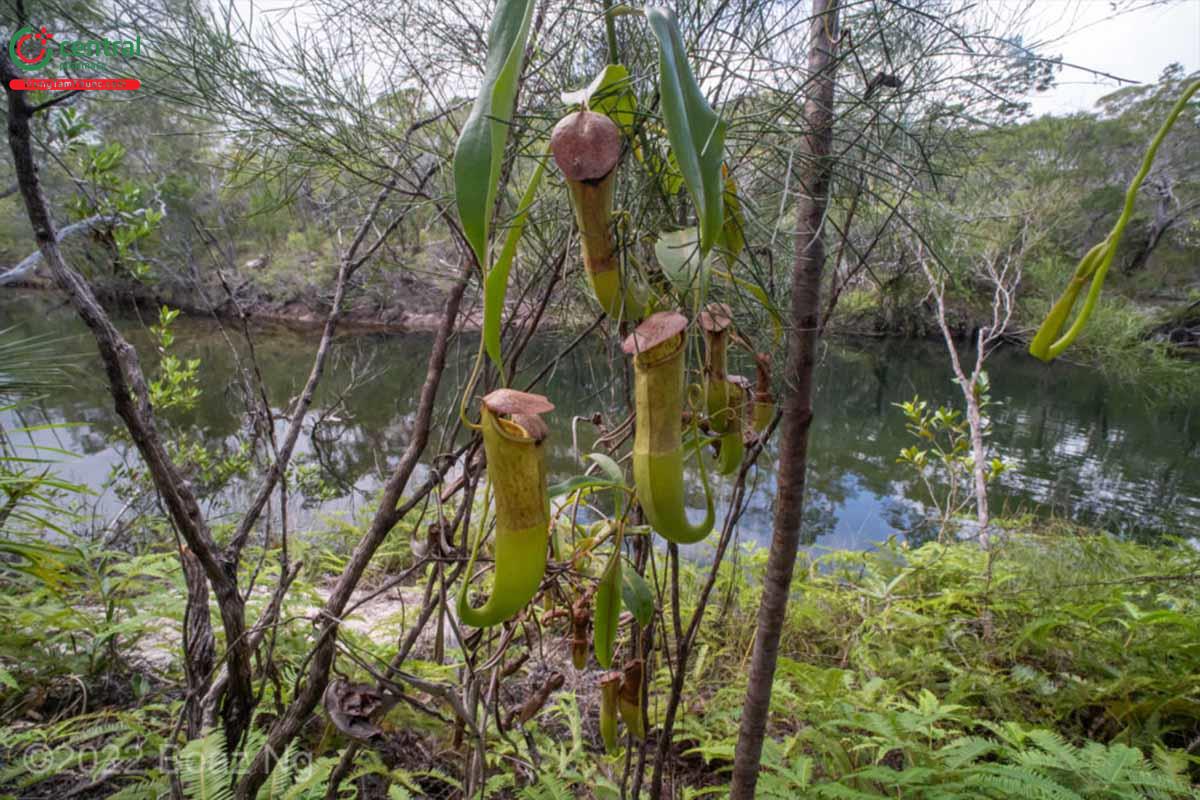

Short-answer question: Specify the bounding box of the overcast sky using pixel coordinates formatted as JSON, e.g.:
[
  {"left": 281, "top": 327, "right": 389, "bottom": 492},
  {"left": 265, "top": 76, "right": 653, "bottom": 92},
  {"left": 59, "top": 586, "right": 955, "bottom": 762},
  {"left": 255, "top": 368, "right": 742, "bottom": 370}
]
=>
[
  {"left": 221, "top": 0, "right": 1198, "bottom": 118},
  {"left": 1025, "top": 0, "right": 1200, "bottom": 116}
]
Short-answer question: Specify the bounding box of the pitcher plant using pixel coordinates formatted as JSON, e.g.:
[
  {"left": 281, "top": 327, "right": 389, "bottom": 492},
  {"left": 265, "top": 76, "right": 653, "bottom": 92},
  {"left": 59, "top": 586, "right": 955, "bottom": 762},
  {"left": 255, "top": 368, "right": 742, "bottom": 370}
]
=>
[
  {"left": 551, "top": 110, "right": 646, "bottom": 322},
  {"left": 623, "top": 311, "right": 715, "bottom": 545},
  {"left": 699, "top": 303, "right": 745, "bottom": 475},
  {"left": 751, "top": 352, "right": 775, "bottom": 435},
  {"left": 458, "top": 389, "right": 554, "bottom": 628}
]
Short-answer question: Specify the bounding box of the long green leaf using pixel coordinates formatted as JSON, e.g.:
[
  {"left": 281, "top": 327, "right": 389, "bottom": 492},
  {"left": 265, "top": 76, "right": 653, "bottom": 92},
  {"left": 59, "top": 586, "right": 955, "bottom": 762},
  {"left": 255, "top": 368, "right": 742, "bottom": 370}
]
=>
[
  {"left": 483, "top": 152, "right": 546, "bottom": 380},
  {"left": 646, "top": 6, "right": 726, "bottom": 255},
  {"left": 452, "top": 0, "right": 537, "bottom": 271},
  {"left": 548, "top": 475, "right": 624, "bottom": 499},
  {"left": 586, "top": 452, "right": 626, "bottom": 484},
  {"left": 593, "top": 527, "right": 623, "bottom": 668},
  {"left": 620, "top": 567, "right": 654, "bottom": 627},
  {"left": 718, "top": 165, "right": 745, "bottom": 264}
]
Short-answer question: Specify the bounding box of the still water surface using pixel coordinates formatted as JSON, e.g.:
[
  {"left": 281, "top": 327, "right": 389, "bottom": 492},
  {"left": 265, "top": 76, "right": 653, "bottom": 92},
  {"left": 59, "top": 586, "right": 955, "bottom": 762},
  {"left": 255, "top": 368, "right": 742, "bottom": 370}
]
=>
[{"left": 2, "top": 290, "right": 1197, "bottom": 549}]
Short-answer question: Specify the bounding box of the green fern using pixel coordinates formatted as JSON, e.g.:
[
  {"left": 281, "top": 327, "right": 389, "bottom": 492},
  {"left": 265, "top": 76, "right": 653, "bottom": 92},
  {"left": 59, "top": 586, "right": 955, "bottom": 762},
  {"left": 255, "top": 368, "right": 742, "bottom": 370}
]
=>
[
  {"left": 517, "top": 772, "right": 574, "bottom": 800},
  {"left": 968, "top": 765, "right": 1087, "bottom": 800},
  {"left": 178, "top": 729, "right": 233, "bottom": 800},
  {"left": 107, "top": 778, "right": 171, "bottom": 800},
  {"left": 278, "top": 756, "right": 335, "bottom": 800},
  {"left": 256, "top": 739, "right": 298, "bottom": 800}
]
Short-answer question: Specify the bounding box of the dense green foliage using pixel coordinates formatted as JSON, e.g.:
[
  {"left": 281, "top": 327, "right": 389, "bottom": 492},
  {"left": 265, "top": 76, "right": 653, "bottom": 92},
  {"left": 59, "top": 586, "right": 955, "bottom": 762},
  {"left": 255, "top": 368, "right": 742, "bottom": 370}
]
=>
[
  {"left": 1, "top": 518, "right": 1197, "bottom": 798},
  {"left": 675, "top": 528, "right": 1200, "bottom": 797}
]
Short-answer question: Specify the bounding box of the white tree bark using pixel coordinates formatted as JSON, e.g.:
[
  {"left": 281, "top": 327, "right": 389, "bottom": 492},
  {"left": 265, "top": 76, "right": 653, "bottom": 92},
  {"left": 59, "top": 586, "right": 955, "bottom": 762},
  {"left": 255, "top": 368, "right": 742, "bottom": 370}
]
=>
[
  {"left": 0, "top": 214, "right": 115, "bottom": 285},
  {"left": 914, "top": 233, "right": 1023, "bottom": 548}
]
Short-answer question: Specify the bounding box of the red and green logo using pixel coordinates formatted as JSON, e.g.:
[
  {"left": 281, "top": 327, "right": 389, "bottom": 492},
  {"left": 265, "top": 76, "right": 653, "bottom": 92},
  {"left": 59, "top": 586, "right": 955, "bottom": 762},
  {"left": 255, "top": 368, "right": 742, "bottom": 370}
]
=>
[
  {"left": 6, "top": 25, "right": 143, "bottom": 90},
  {"left": 9, "top": 26, "right": 55, "bottom": 72}
]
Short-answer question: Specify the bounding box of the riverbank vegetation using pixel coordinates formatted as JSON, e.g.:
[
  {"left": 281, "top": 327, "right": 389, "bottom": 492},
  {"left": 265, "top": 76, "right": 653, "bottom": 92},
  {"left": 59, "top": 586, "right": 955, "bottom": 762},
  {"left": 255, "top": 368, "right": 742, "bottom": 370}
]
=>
[
  {"left": 1, "top": 516, "right": 1197, "bottom": 798},
  {"left": 2, "top": 0, "right": 1199, "bottom": 796}
]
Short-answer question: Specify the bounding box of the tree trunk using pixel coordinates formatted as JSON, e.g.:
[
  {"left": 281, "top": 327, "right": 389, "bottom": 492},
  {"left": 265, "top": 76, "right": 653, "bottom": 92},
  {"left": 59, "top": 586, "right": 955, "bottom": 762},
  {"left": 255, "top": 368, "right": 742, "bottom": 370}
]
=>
[
  {"left": 963, "top": 381, "right": 990, "bottom": 538},
  {"left": 917, "top": 251, "right": 995, "bottom": 547},
  {"left": 2, "top": 59, "right": 257, "bottom": 748},
  {"left": 729, "top": 2, "right": 840, "bottom": 796},
  {"left": 181, "top": 546, "right": 215, "bottom": 739}
]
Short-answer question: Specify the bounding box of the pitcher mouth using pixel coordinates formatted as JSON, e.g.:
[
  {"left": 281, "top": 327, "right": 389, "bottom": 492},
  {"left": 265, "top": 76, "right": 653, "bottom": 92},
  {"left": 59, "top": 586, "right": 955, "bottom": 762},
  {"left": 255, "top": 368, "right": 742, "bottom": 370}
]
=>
[
  {"left": 482, "top": 389, "right": 553, "bottom": 443},
  {"left": 635, "top": 332, "right": 685, "bottom": 371},
  {"left": 488, "top": 410, "right": 548, "bottom": 444}
]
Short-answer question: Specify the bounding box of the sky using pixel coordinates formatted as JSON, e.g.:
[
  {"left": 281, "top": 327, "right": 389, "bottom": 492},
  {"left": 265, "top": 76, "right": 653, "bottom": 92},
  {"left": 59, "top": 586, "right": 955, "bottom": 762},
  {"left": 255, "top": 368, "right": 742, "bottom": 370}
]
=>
[
  {"left": 1024, "top": 0, "right": 1200, "bottom": 116},
  {"left": 218, "top": 0, "right": 1198, "bottom": 118}
]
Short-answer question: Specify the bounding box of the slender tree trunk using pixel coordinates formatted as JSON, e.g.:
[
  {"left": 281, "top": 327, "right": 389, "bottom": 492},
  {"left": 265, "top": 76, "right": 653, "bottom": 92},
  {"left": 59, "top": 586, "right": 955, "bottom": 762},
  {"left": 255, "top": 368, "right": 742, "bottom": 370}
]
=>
[
  {"left": 963, "top": 380, "right": 990, "bottom": 536},
  {"left": 730, "top": 2, "right": 840, "bottom": 796},
  {"left": 181, "top": 546, "right": 216, "bottom": 739},
  {"left": 917, "top": 251, "right": 993, "bottom": 546},
  {"left": 3, "top": 58, "right": 256, "bottom": 748}
]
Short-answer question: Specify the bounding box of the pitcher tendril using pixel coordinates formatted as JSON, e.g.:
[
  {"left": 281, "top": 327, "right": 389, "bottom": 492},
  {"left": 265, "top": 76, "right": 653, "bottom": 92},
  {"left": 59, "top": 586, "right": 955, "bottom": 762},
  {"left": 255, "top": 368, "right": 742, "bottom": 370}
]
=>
[{"left": 1029, "top": 79, "right": 1200, "bottom": 362}]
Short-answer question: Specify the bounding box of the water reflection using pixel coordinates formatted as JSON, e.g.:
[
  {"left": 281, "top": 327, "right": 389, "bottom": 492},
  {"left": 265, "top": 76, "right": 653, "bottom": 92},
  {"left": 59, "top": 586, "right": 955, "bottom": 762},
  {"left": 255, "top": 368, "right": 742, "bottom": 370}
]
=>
[{"left": 1, "top": 290, "right": 1196, "bottom": 549}]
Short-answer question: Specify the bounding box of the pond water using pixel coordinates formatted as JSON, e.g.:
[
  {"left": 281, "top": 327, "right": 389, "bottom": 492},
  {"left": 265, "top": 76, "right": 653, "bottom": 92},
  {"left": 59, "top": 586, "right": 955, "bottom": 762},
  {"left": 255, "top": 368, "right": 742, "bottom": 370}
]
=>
[{"left": 2, "top": 289, "right": 1197, "bottom": 550}]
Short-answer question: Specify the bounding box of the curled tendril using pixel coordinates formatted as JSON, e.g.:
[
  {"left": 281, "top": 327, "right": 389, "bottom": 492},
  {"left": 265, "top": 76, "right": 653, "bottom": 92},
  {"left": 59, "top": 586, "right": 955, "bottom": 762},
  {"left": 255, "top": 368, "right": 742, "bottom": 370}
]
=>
[{"left": 1030, "top": 80, "right": 1199, "bottom": 362}]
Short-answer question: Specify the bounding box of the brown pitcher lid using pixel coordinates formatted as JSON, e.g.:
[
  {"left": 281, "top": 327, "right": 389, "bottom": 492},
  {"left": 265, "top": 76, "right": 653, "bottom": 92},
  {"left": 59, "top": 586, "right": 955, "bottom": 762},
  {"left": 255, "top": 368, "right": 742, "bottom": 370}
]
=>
[
  {"left": 482, "top": 388, "right": 555, "bottom": 416},
  {"left": 621, "top": 311, "right": 688, "bottom": 355},
  {"left": 550, "top": 111, "right": 621, "bottom": 182},
  {"left": 698, "top": 303, "right": 733, "bottom": 333}
]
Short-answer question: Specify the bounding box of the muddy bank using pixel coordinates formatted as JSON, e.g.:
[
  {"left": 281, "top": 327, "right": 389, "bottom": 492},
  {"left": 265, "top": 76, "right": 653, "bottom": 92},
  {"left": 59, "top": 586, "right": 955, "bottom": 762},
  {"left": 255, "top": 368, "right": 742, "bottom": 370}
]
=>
[{"left": 4, "top": 278, "right": 492, "bottom": 334}]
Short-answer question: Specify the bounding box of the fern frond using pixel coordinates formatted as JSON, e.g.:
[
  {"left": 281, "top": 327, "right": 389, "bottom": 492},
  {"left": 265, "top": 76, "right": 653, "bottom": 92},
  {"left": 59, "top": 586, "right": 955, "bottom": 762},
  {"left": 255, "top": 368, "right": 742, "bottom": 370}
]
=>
[
  {"left": 178, "top": 728, "right": 233, "bottom": 800},
  {"left": 107, "top": 777, "right": 171, "bottom": 800},
  {"left": 256, "top": 739, "right": 297, "bottom": 800},
  {"left": 968, "top": 764, "right": 1085, "bottom": 800},
  {"left": 809, "top": 782, "right": 890, "bottom": 799},
  {"left": 280, "top": 756, "right": 335, "bottom": 800},
  {"left": 940, "top": 735, "right": 1000, "bottom": 769},
  {"left": 1026, "top": 729, "right": 1082, "bottom": 771},
  {"left": 518, "top": 773, "right": 574, "bottom": 800}
]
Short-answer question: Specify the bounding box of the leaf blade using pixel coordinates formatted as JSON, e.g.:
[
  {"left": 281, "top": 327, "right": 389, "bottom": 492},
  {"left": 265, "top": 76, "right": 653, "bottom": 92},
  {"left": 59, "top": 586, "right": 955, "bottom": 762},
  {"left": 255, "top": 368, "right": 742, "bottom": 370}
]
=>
[
  {"left": 645, "top": 6, "right": 726, "bottom": 255},
  {"left": 452, "top": 0, "right": 537, "bottom": 270},
  {"left": 621, "top": 567, "right": 654, "bottom": 627},
  {"left": 594, "top": 532, "right": 623, "bottom": 668},
  {"left": 483, "top": 152, "right": 546, "bottom": 378}
]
